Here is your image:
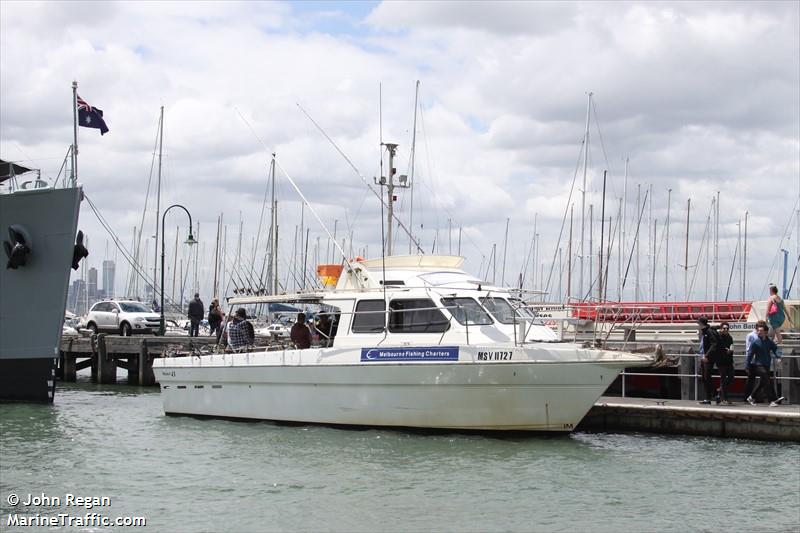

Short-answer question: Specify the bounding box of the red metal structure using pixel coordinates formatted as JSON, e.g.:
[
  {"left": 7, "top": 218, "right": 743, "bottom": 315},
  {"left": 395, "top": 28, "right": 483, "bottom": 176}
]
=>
[{"left": 571, "top": 301, "right": 752, "bottom": 323}]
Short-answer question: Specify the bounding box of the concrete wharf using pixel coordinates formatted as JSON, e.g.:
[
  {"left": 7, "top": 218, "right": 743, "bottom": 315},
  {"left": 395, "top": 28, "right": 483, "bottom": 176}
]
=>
[{"left": 580, "top": 396, "right": 800, "bottom": 442}]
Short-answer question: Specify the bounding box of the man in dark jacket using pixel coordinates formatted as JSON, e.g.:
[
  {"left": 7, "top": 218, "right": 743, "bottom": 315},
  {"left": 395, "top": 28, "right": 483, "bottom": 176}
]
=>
[
  {"left": 187, "top": 293, "right": 204, "bottom": 337},
  {"left": 208, "top": 298, "right": 224, "bottom": 342},
  {"left": 290, "top": 312, "right": 311, "bottom": 349},
  {"left": 716, "top": 322, "right": 735, "bottom": 404},
  {"left": 745, "top": 324, "right": 785, "bottom": 406},
  {"left": 697, "top": 316, "right": 719, "bottom": 405}
]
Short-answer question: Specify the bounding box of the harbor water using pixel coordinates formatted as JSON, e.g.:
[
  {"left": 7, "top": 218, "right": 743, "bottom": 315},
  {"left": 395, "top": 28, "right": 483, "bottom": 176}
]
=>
[{"left": 1, "top": 380, "right": 799, "bottom": 532}]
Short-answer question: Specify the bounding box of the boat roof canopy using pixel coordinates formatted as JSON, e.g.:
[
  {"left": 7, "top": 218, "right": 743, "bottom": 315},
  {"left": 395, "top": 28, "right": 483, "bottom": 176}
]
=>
[
  {"left": 227, "top": 292, "right": 326, "bottom": 305},
  {"left": 358, "top": 255, "right": 465, "bottom": 270}
]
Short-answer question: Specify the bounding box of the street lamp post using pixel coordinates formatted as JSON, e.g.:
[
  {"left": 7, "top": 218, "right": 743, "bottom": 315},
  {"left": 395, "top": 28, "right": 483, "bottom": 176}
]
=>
[{"left": 160, "top": 204, "right": 197, "bottom": 335}]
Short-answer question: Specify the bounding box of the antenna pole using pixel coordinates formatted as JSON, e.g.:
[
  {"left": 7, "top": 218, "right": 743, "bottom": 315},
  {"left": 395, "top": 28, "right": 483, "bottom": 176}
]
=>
[{"left": 376, "top": 143, "right": 408, "bottom": 257}]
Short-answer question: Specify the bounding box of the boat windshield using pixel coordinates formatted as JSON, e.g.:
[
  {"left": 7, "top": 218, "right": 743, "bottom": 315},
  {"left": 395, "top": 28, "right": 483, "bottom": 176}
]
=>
[
  {"left": 440, "top": 297, "right": 493, "bottom": 325},
  {"left": 479, "top": 296, "right": 516, "bottom": 324},
  {"left": 119, "top": 302, "right": 152, "bottom": 313},
  {"left": 508, "top": 298, "right": 536, "bottom": 318}
]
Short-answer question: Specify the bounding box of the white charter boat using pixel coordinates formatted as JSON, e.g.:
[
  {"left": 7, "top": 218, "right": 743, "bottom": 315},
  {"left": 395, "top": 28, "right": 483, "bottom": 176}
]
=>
[{"left": 154, "top": 255, "right": 653, "bottom": 431}]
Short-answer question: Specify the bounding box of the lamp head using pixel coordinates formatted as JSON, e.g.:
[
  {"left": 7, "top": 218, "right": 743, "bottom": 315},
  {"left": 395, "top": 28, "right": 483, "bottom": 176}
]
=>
[{"left": 185, "top": 233, "right": 198, "bottom": 246}]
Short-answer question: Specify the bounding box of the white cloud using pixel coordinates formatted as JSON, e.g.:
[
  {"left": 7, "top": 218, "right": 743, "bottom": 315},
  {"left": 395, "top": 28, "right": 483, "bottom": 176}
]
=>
[{"left": 1, "top": 0, "right": 797, "bottom": 303}]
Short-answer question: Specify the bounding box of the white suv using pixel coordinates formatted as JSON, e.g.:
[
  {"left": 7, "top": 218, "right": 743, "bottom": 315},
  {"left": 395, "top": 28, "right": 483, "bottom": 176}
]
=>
[{"left": 85, "top": 300, "right": 161, "bottom": 335}]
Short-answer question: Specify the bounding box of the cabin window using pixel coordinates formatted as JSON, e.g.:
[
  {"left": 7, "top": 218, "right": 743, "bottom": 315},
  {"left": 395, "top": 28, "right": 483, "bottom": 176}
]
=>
[
  {"left": 480, "top": 297, "right": 516, "bottom": 324},
  {"left": 389, "top": 298, "right": 450, "bottom": 333},
  {"left": 352, "top": 300, "right": 386, "bottom": 333},
  {"left": 440, "top": 297, "right": 493, "bottom": 325}
]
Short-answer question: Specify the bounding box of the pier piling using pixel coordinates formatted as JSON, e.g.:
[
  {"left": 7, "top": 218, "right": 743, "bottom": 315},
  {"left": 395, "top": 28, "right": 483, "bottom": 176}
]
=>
[{"left": 96, "top": 334, "right": 117, "bottom": 384}]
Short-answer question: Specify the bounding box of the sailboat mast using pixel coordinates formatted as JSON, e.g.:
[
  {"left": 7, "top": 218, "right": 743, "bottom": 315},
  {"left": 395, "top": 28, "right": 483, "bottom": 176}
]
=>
[
  {"left": 269, "top": 153, "right": 278, "bottom": 294},
  {"left": 598, "top": 170, "right": 606, "bottom": 302},
  {"left": 579, "top": 92, "right": 592, "bottom": 301},
  {"left": 620, "top": 157, "right": 628, "bottom": 300},
  {"left": 649, "top": 183, "right": 654, "bottom": 301},
  {"left": 738, "top": 219, "right": 743, "bottom": 300},
  {"left": 303, "top": 228, "right": 310, "bottom": 289},
  {"left": 714, "top": 191, "right": 720, "bottom": 300},
  {"left": 684, "top": 198, "right": 691, "bottom": 300},
  {"left": 501, "top": 218, "right": 509, "bottom": 286},
  {"left": 743, "top": 211, "right": 748, "bottom": 300},
  {"left": 193, "top": 222, "right": 199, "bottom": 296},
  {"left": 635, "top": 184, "right": 641, "bottom": 302},
  {"left": 213, "top": 214, "right": 221, "bottom": 297},
  {"left": 651, "top": 220, "right": 657, "bottom": 301},
  {"left": 616, "top": 198, "right": 622, "bottom": 301},
  {"left": 408, "top": 80, "right": 419, "bottom": 255},
  {"left": 567, "top": 204, "right": 573, "bottom": 302},
  {"left": 589, "top": 204, "right": 593, "bottom": 300},
  {"left": 665, "top": 188, "right": 671, "bottom": 300},
  {"left": 448, "top": 218, "right": 452, "bottom": 254},
  {"left": 153, "top": 106, "right": 164, "bottom": 304}
]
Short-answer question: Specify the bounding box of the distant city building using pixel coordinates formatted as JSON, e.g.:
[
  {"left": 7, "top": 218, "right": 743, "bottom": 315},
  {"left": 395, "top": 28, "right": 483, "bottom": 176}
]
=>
[
  {"left": 102, "top": 260, "right": 115, "bottom": 300},
  {"left": 88, "top": 267, "right": 98, "bottom": 300},
  {"left": 68, "top": 279, "right": 88, "bottom": 315}
]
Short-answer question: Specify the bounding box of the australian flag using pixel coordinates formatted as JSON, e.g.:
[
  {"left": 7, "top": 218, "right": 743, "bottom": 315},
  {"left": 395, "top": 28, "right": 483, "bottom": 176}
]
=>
[{"left": 77, "top": 95, "right": 109, "bottom": 135}]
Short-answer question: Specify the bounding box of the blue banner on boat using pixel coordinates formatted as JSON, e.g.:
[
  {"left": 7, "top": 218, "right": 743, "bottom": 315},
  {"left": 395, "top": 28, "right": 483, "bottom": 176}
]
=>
[{"left": 360, "top": 346, "right": 459, "bottom": 362}]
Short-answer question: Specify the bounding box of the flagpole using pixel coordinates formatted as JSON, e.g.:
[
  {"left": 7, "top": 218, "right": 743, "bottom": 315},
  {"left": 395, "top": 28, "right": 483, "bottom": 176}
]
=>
[{"left": 72, "top": 80, "right": 78, "bottom": 187}]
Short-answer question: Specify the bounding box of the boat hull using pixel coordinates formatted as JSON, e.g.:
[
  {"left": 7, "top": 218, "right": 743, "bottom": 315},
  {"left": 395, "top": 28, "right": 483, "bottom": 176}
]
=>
[
  {"left": 0, "top": 186, "right": 81, "bottom": 402},
  {"left": 0, "top": 357, "right": 56, "bottom": 403},
  {"left": 155, "top": 347, "right": 651, "bottom": 431}
]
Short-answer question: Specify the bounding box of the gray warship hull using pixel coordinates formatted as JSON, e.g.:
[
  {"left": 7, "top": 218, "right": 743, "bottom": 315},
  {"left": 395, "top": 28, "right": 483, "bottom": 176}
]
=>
[{"left": 0, "top": 186, "right": 82, "bottom": 402}]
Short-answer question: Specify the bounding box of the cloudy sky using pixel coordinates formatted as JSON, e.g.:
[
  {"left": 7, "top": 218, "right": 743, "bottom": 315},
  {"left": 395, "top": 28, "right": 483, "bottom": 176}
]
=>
[{"left": 1, "top": 1, "right": 798, "bottom": 306}]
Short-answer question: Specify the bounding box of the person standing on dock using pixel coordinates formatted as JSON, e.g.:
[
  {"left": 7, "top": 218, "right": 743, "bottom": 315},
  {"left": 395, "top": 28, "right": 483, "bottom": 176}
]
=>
[
  {"left": 696, "top": 316, "right": 719, "bottom": 405},
  {"left": 716, "top": 322, "right": 735, "bottom": 405},
  {"left": 208, "top": 298, "right": 224, "bottom": 343},
  {"left": 745, "top": 324, "right": 785, "bottom": 407},
  {"left": 742, "top": 320, "right": 768, "bottom": 402},
  {"left": 766, "top": 284, "right": 789, "bottom": 344},
  {"left": 290, "top": 312, "right": 311, "bottom": 349},
  {"left": 187, "top": 293, "right": 204, "bottom": 337}
]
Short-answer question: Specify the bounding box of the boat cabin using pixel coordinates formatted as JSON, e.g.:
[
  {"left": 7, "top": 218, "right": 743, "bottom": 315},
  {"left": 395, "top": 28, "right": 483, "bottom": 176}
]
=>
[{"left": 227, "top": 255, "right": 558, "bottom": 350}]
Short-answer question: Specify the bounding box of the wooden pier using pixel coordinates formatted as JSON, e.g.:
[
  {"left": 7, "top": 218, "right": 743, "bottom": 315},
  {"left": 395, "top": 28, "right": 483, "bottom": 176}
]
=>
[
  {"left": 579, "top": 396, "right": 800, "bottom": 442},
  {"left": 58, "top": 334, "right": 223, "bottom": 386}
]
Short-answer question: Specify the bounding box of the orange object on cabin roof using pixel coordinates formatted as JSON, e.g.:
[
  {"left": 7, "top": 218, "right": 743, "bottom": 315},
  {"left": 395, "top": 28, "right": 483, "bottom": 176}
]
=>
[{"left": 316, "top": 264, "right": 344, "bottom": 286}]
